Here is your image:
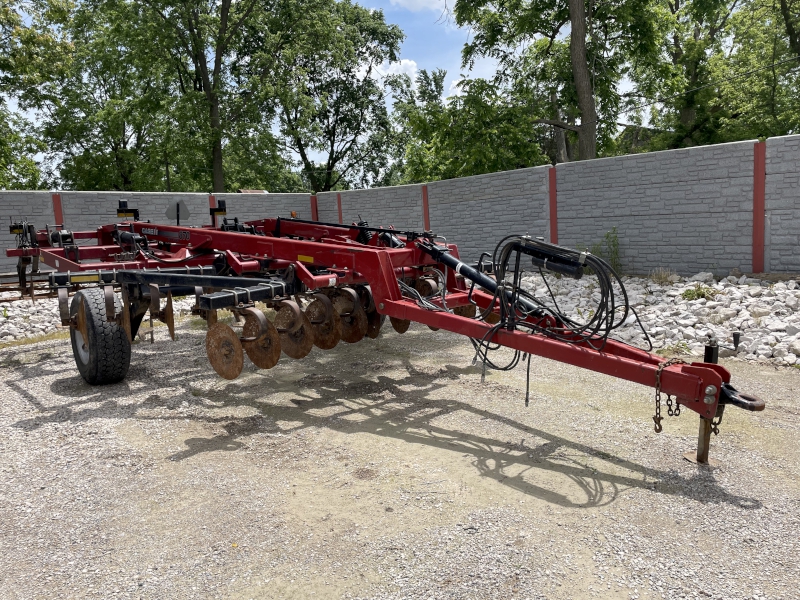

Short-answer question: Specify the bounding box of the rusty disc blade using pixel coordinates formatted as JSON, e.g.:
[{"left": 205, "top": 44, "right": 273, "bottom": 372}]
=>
[
  {"left": 485, "top": 312, "right": 501, "bottom": 324},
  {"left": 366, "top": 310, "right": 384, "bottom": 339},
  {"left": 454, "top": 304, "right": 477, "bottom": 319},
  {"left": 164, "top": 292, "right": 175, "bottom": 340},
  {"left": 390, "top": 317, "right": 411, "bottom": 334},
  {"left": 306, "top": 298, "right": 342, "bottom": 350},
  {"left": 206, "top": 322, "right": 244, "bottom": 380},
  {"left": 243, "top": 313, "right": 281, "bottom": 369},
  {"left": 415, "top": 277, "right": 439, "bottom": 297},
  {"left": 277, "top": 308, "right": 315, "bottom": 359},
  {"left": 333, "top": 293, "right": 368, "bottom": 343}
]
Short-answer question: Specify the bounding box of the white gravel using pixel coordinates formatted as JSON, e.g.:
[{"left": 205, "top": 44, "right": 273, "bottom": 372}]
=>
[
  {"left": 1, "top": 314, "right": 798, "bottom": 599},
  {"left": 5, "top": 272, "right": 800, "bottom": 367}
]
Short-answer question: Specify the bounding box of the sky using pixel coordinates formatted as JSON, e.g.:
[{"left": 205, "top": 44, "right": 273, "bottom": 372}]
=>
[{"left": 360, "top": 0, "right": 498, "bottom": 97}]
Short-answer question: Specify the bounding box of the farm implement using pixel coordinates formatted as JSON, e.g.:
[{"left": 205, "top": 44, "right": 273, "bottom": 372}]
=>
[{"left": 6, "top": 201, "right": 765, "bottom": 464}]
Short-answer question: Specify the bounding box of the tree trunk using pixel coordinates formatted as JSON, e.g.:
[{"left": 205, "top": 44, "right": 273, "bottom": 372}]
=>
[
  {"left": 210, "top": 96, "right": 225, "bottom": 192},
  {"left": 567, "top": 0, "right": 597, "bottom": 160},
  {"left": 780, "top": 0, "right": 800, "bottom": 57},
  {"left": 551, "top": 92, "right": 569, "bottom": 163}
]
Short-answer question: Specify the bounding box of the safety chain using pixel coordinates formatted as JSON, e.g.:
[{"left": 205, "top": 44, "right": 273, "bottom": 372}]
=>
[
  {"left": 711, "top": 410, "right": 724, "bottom": 436},
  {"left": 653, "top": 358, "right": 687, "bottom": 433},
  {"left": 665, "top": 394, "right": 681, "bottom": 417}
]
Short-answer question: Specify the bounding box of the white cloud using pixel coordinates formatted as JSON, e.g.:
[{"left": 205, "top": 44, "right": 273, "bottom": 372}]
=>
[
  {"left": 384, "top": 59, "right": 419, "bottom": 80},
  {"left": 448, "top": 78, "right": 464, "bottom": 96},
  {"left": 388, "top": 0, "right": 446, "bottom": 13}
]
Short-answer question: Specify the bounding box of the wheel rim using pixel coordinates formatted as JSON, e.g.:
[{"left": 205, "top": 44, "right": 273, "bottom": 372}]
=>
[{"left": 74, "top": 329, "right": 90, "bottom": 364}]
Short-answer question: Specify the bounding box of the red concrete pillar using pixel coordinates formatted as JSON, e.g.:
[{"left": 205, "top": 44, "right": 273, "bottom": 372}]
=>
[
  {"left": 422, "top": 185, "right": 431, "bottom": 231},
  {"left": 549, "top": 167, "right": 558, "bottom": 244},
  {"left": 310, "top": 195, "right": 319, "bottom": 221},
  {"left": 51, "top": 192, "right": 64, "bottom": 226}
]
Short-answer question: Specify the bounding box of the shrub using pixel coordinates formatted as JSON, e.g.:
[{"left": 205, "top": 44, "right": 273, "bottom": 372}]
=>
[
  {"left": 587, "top": 227, "right": 622, "bottom": 274},
  {"left": 650, "top": 267, "right": 676, "bottom": 285},
  {"left": 681, "top": 283, "right": 718, "bottom": 301}
]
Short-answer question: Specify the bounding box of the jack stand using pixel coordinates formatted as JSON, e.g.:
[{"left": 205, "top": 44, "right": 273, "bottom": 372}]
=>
[{"left": 684, "top": 334, "right": 721, "bottom": 467}]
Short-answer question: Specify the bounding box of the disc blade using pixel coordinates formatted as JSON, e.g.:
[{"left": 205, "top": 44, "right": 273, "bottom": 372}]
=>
[
  {"left": 333, "top": 292, "right": 368, "bottom": 343},
  {"left": 454, "top": 304, "right": 477, "bottom": 319},
  {"left": 366, "top": 310, "right": 384, "bottom": 339},
  {"left": 164, "top": 292, "right": 175, "bottom": 340},
  {"left": 390, "top": 317, "right": 410, "bottom": 334},
  {"left": 243, "top": 313, "right": 281, "bottom": 369},
  {"left": 306, "top": 297, "right": 342, "bottom": 350},
  {"left": 277, "top": 307, "right": 315, "bottom": 359},
  {"left": 206, "top": 322, "right": 244, "bottom": 380}
]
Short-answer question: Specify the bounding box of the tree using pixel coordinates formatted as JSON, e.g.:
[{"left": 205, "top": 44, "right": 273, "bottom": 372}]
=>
[
  {"left": 780, "top": 0, "right": 800, "bottom": 57},
  {"left": 0, "top": 105, "right": 44, "bottom": 189},
  {"left": 263, "top": 0, "right": 403, "bottom": 192},
  {"left": 454, "top": 0, "right": 659, "bottom": 160},
  {"left": 392, "top": 70, "right": 548, "bottom": 183}
]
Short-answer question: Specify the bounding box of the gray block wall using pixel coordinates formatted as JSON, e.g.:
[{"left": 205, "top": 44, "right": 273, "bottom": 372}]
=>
[
  {"left": 336, "top": 185, "right": 425, "bottom": 231},
  {"left": 316, "top": 192, "right": 340, "bottom": 223},
  {"left": 765, "top": 135, "right": 800, "bottom": 272},
  {"left": 0, "top": 192, "right": 54, "bottom": 272},
  {"left": 427, "top": 166, "right": 550, "bottom": 262},
  {"left": 2, "top": 134, "right": 799, "bottom": 276},
  {"left": 557, "top": 140, "right": 758, "bottom": 275},
  {"left": 60, "top": 192, "right": 211, "bottom": 232},
  {"left": 214, "top": 193, "right": 312, "bottom": 224}
]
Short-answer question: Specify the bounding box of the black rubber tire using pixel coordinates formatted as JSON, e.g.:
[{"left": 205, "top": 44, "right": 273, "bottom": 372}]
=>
[{"left": 69, "top": 288, "right": 132, "bottom": 385}]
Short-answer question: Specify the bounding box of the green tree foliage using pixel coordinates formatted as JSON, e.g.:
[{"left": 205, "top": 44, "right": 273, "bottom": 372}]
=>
[
  {"left": 2, "top": 0, "right": 800, "bottom": 191},
  {"left": 263, "top": 0, "right": 403, "bottom": 192},
  {"left": 631, "top": 0, "right": 800, "bottom": 148},
  {"left": 392, "top": 70, "right": 548, "bottom": 183},
  {"left": 454, "top": 0, "right": 659, "bottom": 160},
  {"left": 0, "top": 105, "right": 44, "bottom": 189}
]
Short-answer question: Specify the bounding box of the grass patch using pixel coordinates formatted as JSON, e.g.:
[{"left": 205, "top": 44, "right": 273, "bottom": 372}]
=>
[
  {"left": 0, "top": 329, "right": 70, "bottom": 350},
  {"left": 650, "top": 267, "right": 676, "bottom": 285},
  {"left": 655, "top": 341, "right": 691, "bottom": 357},
  {"left": 681, "top": 283, "right": 718, "bottom": 301},
  {"left": 589, "top": 227, "right": 622, "bottom": 274}
]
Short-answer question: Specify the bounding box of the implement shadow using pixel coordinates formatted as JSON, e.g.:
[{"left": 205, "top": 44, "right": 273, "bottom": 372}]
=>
[{"left": 5, "top": 335, "right": 761, "bottom": 511}]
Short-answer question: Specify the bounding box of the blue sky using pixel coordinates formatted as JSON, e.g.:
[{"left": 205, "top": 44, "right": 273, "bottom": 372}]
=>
[{"left": 359, "top": 0, "right": 498, "bottom": 97}]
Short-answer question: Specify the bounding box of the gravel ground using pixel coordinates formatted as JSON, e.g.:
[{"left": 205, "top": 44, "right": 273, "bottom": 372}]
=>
[{"left": 1, "top": 318, "right": 798, "bottom": 600}]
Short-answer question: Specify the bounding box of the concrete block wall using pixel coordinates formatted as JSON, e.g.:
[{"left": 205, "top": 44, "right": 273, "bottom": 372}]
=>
[
  {"left": 214, "top": 193, "right": 312, "bottom": 223},
  {"left": 765, "top": 135, "right": 800, "bottom": 272},
  {"left": 0, "top": 192, "right": 54, "bottom": 272},
  {"left": 316, "top": 192, "right": 339, "bottom": 223},
  {"left": 59, "top": 191, "right": 210, "bottom": 232},
  {"left": 2, "top": 133, "right": 799, "bottom": 275},
  {"left": 557, "top": 140, "right": 758, "bottom": 275},
  {"left": 427, "top": 166, "right": 550, "bottom": 262},
  {"left": 336, "top": 185, "right": 426, "bottom": 231}
]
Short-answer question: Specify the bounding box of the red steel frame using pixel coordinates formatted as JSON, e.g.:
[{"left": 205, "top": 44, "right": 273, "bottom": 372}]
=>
[{"left": 8, "top": 217, "right": 735, "bottom": 419}]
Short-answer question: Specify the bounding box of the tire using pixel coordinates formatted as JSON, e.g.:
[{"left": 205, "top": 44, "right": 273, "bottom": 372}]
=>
[{"left": 69, "top": 288, "right": 132, "bottom": 385}]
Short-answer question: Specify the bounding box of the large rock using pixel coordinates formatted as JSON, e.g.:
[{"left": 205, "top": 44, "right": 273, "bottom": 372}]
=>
[
  {"left": 709, "top": 308, "right": 738, "bottom": 324},
  {"left": 690, "top": 272, "right": 715, "bottom": 282},
  {"left": 790, "top": 339, "right": 800, "bottom": 356},
  {"left": 750, "top": 304, "right": 772, "bottom": 318}
]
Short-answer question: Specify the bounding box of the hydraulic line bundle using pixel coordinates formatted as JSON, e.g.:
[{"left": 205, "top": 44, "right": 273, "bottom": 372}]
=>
[{"left": 5, "top": 201, "right": 765, "bottom": 464}]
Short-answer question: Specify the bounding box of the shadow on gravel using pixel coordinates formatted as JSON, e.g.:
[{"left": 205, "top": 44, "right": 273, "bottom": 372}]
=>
[{"left": 6, "top": 338, "right": 762, "bottom": 512}]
